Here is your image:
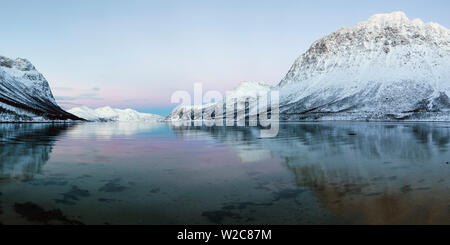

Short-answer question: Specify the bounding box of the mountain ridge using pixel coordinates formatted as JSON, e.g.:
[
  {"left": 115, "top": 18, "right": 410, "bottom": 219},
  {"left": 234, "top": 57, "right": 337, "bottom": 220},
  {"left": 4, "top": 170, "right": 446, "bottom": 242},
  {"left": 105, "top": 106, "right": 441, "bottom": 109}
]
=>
[
  {"left": 68, "top": 106, "right": 164, "bottom": 122},
  {"left": 277, "top": 11, "right": 450, "bottom": 120},
  {"left": 168, "top": 11, "right": 450, "bottom": 122},
  {"left": 0, "top": 55, "right": 83, "bottom": 122}
]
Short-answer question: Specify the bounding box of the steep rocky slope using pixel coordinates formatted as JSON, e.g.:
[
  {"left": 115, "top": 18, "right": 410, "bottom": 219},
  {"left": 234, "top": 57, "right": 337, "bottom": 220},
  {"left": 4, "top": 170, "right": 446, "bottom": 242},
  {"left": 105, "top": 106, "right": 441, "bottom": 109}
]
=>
[{"left": 0, "top": 56, "right": 83, "bottom": 122}]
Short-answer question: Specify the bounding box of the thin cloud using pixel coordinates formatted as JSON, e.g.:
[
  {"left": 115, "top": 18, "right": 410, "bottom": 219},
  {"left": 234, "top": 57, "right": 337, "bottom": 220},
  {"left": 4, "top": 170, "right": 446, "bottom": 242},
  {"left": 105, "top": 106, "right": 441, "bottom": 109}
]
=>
[
  {"left": 55, "top": 93, "right": 103, "bottom": 101},
  {"left": 121, "top": 98, "right": 149, "bottom": 103}
]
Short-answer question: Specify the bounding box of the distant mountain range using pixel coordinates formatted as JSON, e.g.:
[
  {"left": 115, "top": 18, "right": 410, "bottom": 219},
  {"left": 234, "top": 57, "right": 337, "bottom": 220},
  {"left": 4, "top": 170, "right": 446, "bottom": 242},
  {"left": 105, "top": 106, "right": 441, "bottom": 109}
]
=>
[
  {"left": 0, "top": 57, "right": 163, "bottom": 122},
  {"left": 68, "top": 106, "right": 164, "bottom": 122},
  {"left": 2, "top": 11, "right": 450, "bottom": 123},
  {"left": 167, "top": 81, "right": 270, "bottom": 121},
  {"left": 168, "top": 11, "right": 450, "bottom": 121}
]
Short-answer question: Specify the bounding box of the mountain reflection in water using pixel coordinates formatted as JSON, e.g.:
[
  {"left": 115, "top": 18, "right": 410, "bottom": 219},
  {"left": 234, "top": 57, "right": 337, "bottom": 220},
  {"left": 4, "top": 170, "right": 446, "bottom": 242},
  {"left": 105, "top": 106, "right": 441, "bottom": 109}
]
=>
[
  {"left": 171, "top": 123, "right": 450, "bottom": 224},
  {"left": 0, "top": 122, "right": 449, "bottom": 224},
  {"left": 0, "top": 123, "right": 71, "bottom": 181}
]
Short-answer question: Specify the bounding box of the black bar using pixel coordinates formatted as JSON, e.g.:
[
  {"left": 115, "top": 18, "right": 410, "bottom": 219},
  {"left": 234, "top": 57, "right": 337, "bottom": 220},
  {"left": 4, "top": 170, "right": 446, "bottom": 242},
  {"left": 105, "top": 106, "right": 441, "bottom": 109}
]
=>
[{"left": 1, "top": 225, "right": 449, "bottom": 243}]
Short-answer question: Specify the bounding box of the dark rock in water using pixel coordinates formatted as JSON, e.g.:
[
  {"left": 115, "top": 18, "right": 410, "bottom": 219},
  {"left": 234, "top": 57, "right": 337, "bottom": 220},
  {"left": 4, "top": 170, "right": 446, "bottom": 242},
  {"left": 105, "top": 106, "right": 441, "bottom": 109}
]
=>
[
  {"left": 99, "top": 178, "right": 129, "bottom": 193},
  {"left": 273, "top": 188, "right": 306, "bottom": 201},
  {"left": 54, "top": 186, "right": 90, "bottom": 206},
  {"left": 401, "top": 185, "right": 413, "bottom": 193},
  {"left": 98, "top": 198, "right": 120, "bottom": 203},
  {"left": 14, "top": 202, "right": 84, "bottom": 225},
  {"left": 61, "top": 186, "right": 90, "bottom": 201}
]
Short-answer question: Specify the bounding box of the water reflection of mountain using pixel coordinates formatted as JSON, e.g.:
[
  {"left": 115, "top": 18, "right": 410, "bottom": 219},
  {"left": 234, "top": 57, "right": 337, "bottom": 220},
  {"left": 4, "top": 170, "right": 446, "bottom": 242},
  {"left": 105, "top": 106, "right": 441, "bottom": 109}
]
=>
[
  {"left": 170, "top": 123, "right": 450, "bottom": 224},
  {"left": 65, "top": 122, "right": 164, "bottom": 139},
  {"left": 170, "top": 123, "right": 450, "bottom": 162},
  {"left": 0, "top": 124, "right": 71, "bottom": 181}
]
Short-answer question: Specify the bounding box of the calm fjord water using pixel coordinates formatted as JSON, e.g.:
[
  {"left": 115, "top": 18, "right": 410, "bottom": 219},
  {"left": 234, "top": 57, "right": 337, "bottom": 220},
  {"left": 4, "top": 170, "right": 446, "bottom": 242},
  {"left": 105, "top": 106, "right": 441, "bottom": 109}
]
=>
[{"left": 0, "top": 122, "right": 449, "bottom": 225}]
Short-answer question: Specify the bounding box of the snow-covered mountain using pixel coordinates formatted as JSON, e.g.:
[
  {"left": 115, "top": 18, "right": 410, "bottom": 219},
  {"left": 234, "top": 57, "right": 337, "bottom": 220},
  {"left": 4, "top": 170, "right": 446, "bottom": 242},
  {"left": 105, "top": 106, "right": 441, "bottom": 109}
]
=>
[
  {"left": 68, "top": 106, "right": 164, "bottom": 122},
  {"left": 168, "top": 11, "right": 450, "bottom": 122},
  {"left": 167, "top": 81, "right": 271, "bottom": 121},
  {"left": 278, "top": 11, "right": 450, "bottom": 120},
  {"left": 0, "top": 56, "right": 83, "bottom": 122}
]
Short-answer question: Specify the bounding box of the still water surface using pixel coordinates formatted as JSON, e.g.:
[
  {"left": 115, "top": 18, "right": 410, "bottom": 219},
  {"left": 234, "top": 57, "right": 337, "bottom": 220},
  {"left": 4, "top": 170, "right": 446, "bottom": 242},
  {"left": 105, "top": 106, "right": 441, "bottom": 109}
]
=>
[{"left": 0, "top": 122, "right": 449, "bottom": 224}]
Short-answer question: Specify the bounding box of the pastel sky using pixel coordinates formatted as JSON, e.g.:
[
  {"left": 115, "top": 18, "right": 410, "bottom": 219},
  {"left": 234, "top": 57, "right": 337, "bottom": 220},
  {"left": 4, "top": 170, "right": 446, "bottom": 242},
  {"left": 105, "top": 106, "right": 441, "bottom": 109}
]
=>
[{"left": 1, "top": 0, "right": 449, "bottom": 116}]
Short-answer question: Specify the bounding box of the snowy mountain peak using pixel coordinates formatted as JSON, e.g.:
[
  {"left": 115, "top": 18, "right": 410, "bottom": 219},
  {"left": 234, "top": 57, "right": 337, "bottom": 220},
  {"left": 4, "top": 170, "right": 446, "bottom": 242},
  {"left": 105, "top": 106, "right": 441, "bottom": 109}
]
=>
[
  {"left": 276, "top": 12, "right": 450, "bottom": 121},
  {"left": 0, "top": 56, "right": 35, "bottom": 71},
  {"left": 280, "top": 11, "right": 450, "bottom": 86},
  {"left": 355, "top": 11, "right": 449, "bottom": 34},
  {"left": 0, "top": 55, "right": 55, "bottom": 102},
  {"left": 1, "top": 55, "right": 82, "bottom": 121},
  {"left": 365, "top": 11, "right": 410, "bottom": 26}
]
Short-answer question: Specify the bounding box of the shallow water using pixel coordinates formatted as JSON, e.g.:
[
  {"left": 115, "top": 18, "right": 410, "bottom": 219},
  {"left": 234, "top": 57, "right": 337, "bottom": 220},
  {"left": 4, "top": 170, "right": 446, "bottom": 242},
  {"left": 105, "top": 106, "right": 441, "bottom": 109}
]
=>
[{"left": 0, "top": 122, "right": 449, "bottom": 225}]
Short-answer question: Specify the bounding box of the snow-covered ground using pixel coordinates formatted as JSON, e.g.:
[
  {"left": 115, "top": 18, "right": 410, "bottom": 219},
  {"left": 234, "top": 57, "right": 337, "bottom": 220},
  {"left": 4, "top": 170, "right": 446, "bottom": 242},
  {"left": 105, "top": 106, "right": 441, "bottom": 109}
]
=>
[{"left": 68, "top": 106, "right": 164, "bottom": 122}]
